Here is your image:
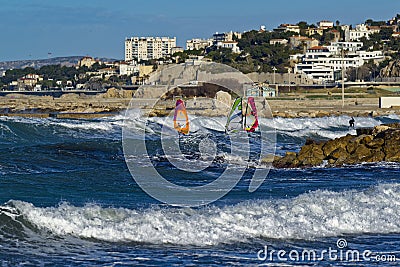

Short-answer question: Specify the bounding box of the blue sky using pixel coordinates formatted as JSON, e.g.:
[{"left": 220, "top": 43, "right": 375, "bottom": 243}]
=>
[{"left": 0, "top": 0, "right": 398, "bottom": 61}]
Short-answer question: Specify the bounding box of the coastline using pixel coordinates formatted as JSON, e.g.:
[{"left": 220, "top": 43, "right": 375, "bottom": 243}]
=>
[{"left": 0, "top": 93, "right": 398, "bottom": 119}]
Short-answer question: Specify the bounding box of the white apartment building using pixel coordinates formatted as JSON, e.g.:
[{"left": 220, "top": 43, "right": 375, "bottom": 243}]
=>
[
  {"left": 119, "top": 62, "right": 139, "bottom": 76},
  {"left": 274, "top": 24, "right": 300, "bottom": 34},
  {"left": 186, "top": 38, "right": 213, "bottom": 50},
  {"left": 318, "top": 20, "right": 334, "bottom": 29},
  {"left": 347, "top": 24, "right": 369, "bottom": 41},
  {"left": 327, "top": 42, "right": 363, "bottom": 54},
  {"left": 125, "top": 37, "right": 176, "bottom": 62},
  {"left": 212, "top": 31, "right": 242, "bottom": 44},
  {"left": 345, "top": 24, "right": 380, "bottom": 41},
  {"left": 295, "top": 46, "right": 384, "bottom": 82},
  {"left": 216, "top": 41, "right": 241, "bottom": 53}
]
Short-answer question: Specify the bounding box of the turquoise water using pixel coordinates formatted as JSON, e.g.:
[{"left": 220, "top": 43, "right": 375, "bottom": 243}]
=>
[{"left": 0, "top": 114, "right": 399, "bottom": 266}]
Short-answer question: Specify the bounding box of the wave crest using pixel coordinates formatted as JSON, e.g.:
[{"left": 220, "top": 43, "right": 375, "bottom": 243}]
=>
[{"left": 3, "top": 183, "right": 400, "bottom": 246}]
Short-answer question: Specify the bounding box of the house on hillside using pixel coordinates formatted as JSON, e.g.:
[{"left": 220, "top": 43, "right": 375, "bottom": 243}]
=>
[
  {"left": 78, "top": 56, "right": 99, "bottom": 68},
  {"left": 269, "top": 39, "right": 289, "bottom": 45}
]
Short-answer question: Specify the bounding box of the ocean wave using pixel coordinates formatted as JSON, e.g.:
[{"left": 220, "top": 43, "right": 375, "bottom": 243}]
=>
[
  {"left": 57, "top": 121, "right": 114, "bottom": 131},
  {"left": 0, "top": 114, "right": 394, "bottom": 142},
  {"left": 264, "top": 115, "right": 383, "bottom": 140},
  {"left": 3, "top": 183, "right": 400, "bottom": 246}
]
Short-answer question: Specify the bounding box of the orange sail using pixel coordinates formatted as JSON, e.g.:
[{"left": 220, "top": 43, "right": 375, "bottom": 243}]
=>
[{"left": 173, "top": 99, "right": 190, "bottom": 135}]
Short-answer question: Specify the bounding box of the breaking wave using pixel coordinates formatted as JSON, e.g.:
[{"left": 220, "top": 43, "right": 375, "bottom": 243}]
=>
[{"left": 2, "top": 183, "right": 400, "bottom": 246}]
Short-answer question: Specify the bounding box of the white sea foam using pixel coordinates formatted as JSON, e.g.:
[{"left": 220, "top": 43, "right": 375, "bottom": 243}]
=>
[
  {"left": 7, "top": 183, "right": 400, "bottom": 246},
  {"left": 0, "top": 114, "right": 394, "bottom": 140},
  {"left": 259, "top": 115, "right": 387, "bottom": 139},
  {"left": 57, "top": 121, "right": 114, "bottom": 131}
]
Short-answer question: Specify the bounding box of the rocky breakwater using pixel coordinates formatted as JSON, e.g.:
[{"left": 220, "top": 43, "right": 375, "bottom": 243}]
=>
[{"left": 273, "top": 123, "right": 400, "bottom": 168}]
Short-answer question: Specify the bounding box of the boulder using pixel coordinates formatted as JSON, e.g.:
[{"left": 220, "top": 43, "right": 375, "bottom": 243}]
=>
[
  {"left": 272, "top": 124, "right": 399, "bottom": 168},
  {"left": 103, "top": 88, "right": 121, "bottom": 98},
  {"left": 323, "top": 135, "right": 353, "bottom": 156},
  {"left": 372, "top": 125, "right": 390, "bottom": 136},
  {"left": 297, "top": 143, "right": 325, "bottom": 166},
  {"left": 273, "top": 152, "right": 300, "bottom": 168},
  {"left": 364, "top": 149, "right": 385, "bottom": 163},
  {"left": 346, "top": 135, "right": 373, "bottom": 154},
  {"left": 260, "top": 154, "right": 277, "bottom": 164},
  {"left": 344, "top": 144, "right": 372, "bottom": 164},
  {"left": 215, "top": 91, "right": 231, "bottom": 109},
  {"left": 329, "top": 147, "right": 349, "bottom": 161},
  {"left": 315, "top": 110, "right": 331, "bottom": 117},
  {"left": 382, "top": 122, "right": 400, "bottom": 129},
  {"left": 365, "top": 138, "right": 385, "bottom": 149},
  {"left": 356, "top": 127, "right": 374, "bottom": 136},
  {"left": 122, "top": 90, "right": 134, "bottom": 98},
  {"left": 382, "top": 129, "right": 400, "bottom": 162}
]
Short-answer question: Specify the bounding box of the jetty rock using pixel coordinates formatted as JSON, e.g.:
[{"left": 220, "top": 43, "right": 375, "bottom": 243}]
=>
[{"left": 272, "top": 123, "right": 400, "bottom": 168}]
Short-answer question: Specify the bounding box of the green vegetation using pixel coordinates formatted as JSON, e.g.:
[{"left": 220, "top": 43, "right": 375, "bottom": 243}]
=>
[
  {"left": 172, "top": 49, "right": 205, "bottom": 63},
  {"left": 205, "top": 30, "right": 299, "bottom": 73}
]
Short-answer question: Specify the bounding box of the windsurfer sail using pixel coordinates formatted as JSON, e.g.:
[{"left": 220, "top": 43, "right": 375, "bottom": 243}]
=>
[
  {"left": 225, "top": 97, "right": 243, "bottom": 133},
  {"left": 225, "top": 97, "right": 259, "bottom": 133},
  {"left": 173, "top": 99, "right": 190, "bottom": 135},
  {"left": 243, "top": 97, "right": 259, "bottom": 133}
]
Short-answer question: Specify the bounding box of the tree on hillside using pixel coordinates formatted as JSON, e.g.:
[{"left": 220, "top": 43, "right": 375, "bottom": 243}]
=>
[
  {"left": 380, "top": 27, "right": 394, "bottom": 40},
  {"left": 297, "top": 21, "right": 309, "bottom": 29},
  {"left": 206, "top": 29, "right": 298, "bottom": 73},
  {"left": 365, "top": 19, "right": 386, "bottom": 26},
  {"left": 2, "top": 67, "right": 36, "bottom": 84}
]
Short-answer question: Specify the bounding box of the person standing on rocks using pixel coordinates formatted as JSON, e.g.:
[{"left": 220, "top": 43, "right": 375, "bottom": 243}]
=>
[{"left": 349, "top": 117, "right": 355, "bottom": 128}]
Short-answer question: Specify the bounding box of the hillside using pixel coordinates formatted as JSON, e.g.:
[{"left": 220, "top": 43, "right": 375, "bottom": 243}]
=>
[{"left": 0, "top": 56, "right": 119, "bottom": 71}]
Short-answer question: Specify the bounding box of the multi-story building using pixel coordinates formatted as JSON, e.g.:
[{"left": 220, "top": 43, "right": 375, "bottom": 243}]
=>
[
  {"left": 327, "top": 29, "right": 341, "bottom": 42},
  {"left": 125, "top": 37, "right": 176, "bottom": 62},
  {"left": 212, "top": 31, "right": 242, "bottom": 45},
  {"left": 216, "top": 41, "right": 241, "bottom": 53},
  {"left": 318, "top": 20, "right": 334, "bottom": 29},
  {"left": 346, "top": 24, "right": 370, "bottom": 41},
  {"left": 119, "top": 62, "right": 139, "bottom": 76},
  {"left": 305, "top": 27, "right": 324, "bottom": 36},
  {"left": 186, "top": 38, "right": 213, "bottom": 50},
  {"left": 17, "top": 74, "right": 43, "bottom": 90},
  {"left": 78, "top": 56, "right": 99, "bottom": 68},
  {"left": 289, "top": 36, "right": 319, "bottom": 49},
  {"left": 171, "top": 47, "right": 184, "bottom": 54},
  {"left": 328, "top": 42, "right": 364, "bottom": 54},
  {"left": 294, "top": 45, "right": 384, "bottom": 82},
  {"left": 274, "top": 24, "right": 300, "bottom": 34},
  {"left": 345, "top": 24, "right": 382, "bottom": 41}
]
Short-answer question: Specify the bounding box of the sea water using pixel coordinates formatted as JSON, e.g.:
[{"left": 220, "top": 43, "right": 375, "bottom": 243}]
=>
[{"left": 0, "top": 114, "right": 399, "bottom": 266}]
